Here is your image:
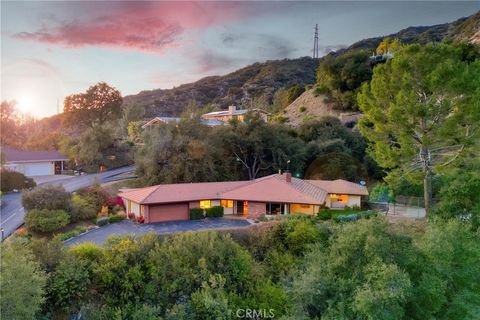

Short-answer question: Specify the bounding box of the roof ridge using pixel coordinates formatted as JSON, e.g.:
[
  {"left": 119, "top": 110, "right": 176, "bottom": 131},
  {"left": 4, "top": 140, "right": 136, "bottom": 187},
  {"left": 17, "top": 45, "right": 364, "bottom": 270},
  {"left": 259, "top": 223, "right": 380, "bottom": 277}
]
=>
[
  {"left": 215, "top": 175, "right": 274, "bottom": 196},
  {"left": 272, "top": 175, "right": 325, "bottom": 204},
  {"left": 301, "top": 178, "right": 329, "bottom": 194},
  {"left": 139, "top": 185, "right": 162, "bottom": 204}
]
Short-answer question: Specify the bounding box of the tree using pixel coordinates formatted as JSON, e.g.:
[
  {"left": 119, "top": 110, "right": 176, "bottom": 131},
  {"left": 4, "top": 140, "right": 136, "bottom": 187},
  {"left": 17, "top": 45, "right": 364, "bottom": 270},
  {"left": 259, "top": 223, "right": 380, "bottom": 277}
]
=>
[
  {"left": 221, "top": 114, "right": 306, "bottom": 180},
  {"left": 0, "top": 239, "right": 47, "bottom": 319},
  {"left": 77, "top": 124, "right": 115, "bottom": 166},
  {"left": 375, "top": 37, "right": 402, "bottom": 55},
  {"left": 64, "top": 82, "right": 123, "bottom": 128},
  {"left": 0, "top": 100, "right": 24, "bottom": 147},
  {"left": 127, "top": 121, "right": 145, "bottom": 142},
  {"left": 433, "top": 171, "right": 480, "bottom": 229},
  {"left": 316, "top": 50, "right": 372, "bottom": 110},
  {"left": 358, "top": 44, "right": 480, "bottom": 215}
]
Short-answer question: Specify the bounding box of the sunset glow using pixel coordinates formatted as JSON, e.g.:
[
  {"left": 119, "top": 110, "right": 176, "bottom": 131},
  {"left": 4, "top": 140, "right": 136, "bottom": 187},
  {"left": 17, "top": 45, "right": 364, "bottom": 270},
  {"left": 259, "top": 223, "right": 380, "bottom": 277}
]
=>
[
  {"left": 17, "top": 96, "right": 34, "bottom": 114},
  {"left": 1, "top": 1, "right": 478, "bottom": 118}
]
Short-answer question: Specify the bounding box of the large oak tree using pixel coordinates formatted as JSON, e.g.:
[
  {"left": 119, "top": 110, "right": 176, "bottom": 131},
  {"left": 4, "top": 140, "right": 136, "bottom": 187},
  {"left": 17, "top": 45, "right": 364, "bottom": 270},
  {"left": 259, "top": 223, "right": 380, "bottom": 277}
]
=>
[{"left": 63, "top": 82, "right": 123, "bottom": 128}]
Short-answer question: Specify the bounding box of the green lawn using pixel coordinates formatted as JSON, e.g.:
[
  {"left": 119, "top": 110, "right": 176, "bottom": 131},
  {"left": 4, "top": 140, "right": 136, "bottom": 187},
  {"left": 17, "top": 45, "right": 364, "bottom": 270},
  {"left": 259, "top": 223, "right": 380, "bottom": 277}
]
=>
[{"left": 330, "top": 209, "right": 363, "bottom": 217}]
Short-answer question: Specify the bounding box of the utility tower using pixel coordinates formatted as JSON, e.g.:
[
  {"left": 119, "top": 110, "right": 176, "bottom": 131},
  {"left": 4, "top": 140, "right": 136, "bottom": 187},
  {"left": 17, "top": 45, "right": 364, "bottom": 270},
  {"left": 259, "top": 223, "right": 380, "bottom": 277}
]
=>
[{"left": 313, "top": 24, "right": 319, "bottom": 58}]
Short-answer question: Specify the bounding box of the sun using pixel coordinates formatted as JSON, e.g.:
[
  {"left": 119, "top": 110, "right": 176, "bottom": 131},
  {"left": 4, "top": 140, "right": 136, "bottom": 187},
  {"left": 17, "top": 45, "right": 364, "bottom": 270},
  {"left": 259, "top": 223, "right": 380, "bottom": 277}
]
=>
[{"left": 17, "top": 96, "right": 34, "bottom": 114}]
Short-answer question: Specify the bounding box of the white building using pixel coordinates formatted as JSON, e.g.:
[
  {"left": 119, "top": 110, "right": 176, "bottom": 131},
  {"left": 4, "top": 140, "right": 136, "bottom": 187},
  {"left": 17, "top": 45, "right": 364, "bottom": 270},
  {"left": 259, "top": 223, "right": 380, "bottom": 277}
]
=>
[{"left": 2, "top": 147, "right": 69, "bottom": 176}]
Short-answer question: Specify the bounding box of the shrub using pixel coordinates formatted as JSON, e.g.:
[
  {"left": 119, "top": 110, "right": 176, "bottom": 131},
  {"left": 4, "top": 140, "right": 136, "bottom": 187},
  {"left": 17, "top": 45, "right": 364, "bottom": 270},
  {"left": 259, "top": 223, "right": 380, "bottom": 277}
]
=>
[
  {"left": 71, "top": 194, "right": 98, "bottom": 221},
  {"left": 285, "top": 84, "right": 305, "bottom": 104},
  {"left": 206, "top": 206, "right": 224, "bottom": 218},
  {"left": 112, "top": 204, "right": 123, "bottom": 214},
  {"left": 22, "top": 185, "right": 71, "bottom": 211},
  {"left": 317, "top": 209, "right": 332, "bottom": 221},
  {"left": 14, "top": 227, "right": 28, "bottom": 237},
  {"left": 55, "top": 231, "right": 76, "bottom": 241},
  {"left": 97, "top": 206, "right": 109, "bottom": 218},
  {"left": 69, "top": 242, "right": 103, "bottom": 261},
  {"left": 77, "top": 184, "right": 112, "bottom": 209},
  {"left": 299, "top": 106, "right": 307, "bottom": 112},
  {"left": 285, "top": 220, "right": 320, "bottom": 255},
  {"left": 127, "top": 212, "right": 135, "bottom": 219},
  {"left": 359, "top": 211, "right": 378, "bottom": 219},
  {"left": 96, "top": 216, "right": 110, "bottom": 226},
  {"left": 109, "top": 214, "right": 125, "bottom": 223},
  {"left": 334, "top": 214, "right": 359, "bottom": 222},
  {"left": 190, "top": 208, "right": 204, "bottom": 220},
  {"left": 136, "top": 216, "right": 145, "bottom": 224},
  {"left": 25, "top": 209, "right": 70, "bottom": 233},
  {"left": 55, "top": 226, "right": 89, "bottom": 241},
  {"left": 0, "top": 169, "right": 36, "bottom": 192},
  {"left": 369, "top": 183, "right": 395, "bottom": 202}
]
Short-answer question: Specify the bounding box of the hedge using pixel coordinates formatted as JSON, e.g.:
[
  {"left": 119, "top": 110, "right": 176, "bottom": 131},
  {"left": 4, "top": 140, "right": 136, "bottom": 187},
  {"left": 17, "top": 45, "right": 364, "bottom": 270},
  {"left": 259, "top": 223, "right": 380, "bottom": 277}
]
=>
[
  {"left": 0, "top": 169, "right": 36, "bottom": 192},
  {"left": 25, "top": 209, "right": 70, "bottom": 233},
  {"left": 206, "top": 206, "right": 224, "bottom": 218},
  {"left": 109, "top": 214, "right": 125, "bottom": 223},
  {"left": 190, "top": 208, "right": 204, "bottom": 220},
  {"left": 317, "top": 209, "right": 332, "bottom": 221}
]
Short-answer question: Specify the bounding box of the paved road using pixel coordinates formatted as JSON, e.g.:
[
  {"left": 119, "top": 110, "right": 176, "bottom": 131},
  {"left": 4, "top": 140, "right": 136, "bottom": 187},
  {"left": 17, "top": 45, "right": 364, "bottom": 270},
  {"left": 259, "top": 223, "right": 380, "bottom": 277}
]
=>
[
  {"left": 0, "top": 166, "right": 135, "bottom": 240},
  {"left": 65, "top": 218, "right": 252, "bottom": 246}
]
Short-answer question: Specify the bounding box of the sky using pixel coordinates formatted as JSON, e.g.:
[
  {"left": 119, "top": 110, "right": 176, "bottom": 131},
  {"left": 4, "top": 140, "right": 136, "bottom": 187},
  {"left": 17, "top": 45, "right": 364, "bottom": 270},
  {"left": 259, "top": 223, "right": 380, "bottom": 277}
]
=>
[{"left": 1, "top": 1, "right": 479, "bottom": 118}]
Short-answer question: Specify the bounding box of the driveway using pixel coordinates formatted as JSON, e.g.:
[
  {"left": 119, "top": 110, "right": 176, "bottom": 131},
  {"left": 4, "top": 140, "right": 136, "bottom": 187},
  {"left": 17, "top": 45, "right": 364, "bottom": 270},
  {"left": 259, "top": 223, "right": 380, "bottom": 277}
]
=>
[
  {"left": 65, "top": 218, "right": 252, "bottom": 246},
  {"left": 0, "top": 166, "right": 135, "bottom": 240},
  {"left": 31, "top": 175, "right": 75, "bottom": 185}
]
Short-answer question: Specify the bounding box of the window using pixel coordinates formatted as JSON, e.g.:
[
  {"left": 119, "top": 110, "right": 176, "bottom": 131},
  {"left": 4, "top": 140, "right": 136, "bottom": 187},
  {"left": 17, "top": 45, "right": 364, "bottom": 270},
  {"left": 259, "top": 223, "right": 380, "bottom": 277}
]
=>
[
  {"left": 200, "top": 200, "right": 211, "bottom": 209},
  {"left": 221, "top": 200, "right": 233, "bottom": 208},
  {"left": 330, "top": 194, "right": 348, "bottom": 204}
]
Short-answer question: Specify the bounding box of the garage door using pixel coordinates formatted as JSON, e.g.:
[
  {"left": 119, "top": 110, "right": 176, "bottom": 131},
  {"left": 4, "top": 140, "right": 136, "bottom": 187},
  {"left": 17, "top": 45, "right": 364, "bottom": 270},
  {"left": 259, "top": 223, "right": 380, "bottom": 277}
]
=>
[
  {"left": 24, "top": 162, "right": 53, "bottom": 176},
  {"left": 148, "top": 203, "right": 189, "bottom": 223}
]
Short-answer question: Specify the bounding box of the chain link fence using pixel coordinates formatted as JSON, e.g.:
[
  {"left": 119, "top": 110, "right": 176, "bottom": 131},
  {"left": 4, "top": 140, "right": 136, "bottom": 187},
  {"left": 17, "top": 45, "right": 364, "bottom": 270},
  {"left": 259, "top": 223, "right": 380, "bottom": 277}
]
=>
[{"left": 368, "top": 196, "right": 436, "bottom": 219}]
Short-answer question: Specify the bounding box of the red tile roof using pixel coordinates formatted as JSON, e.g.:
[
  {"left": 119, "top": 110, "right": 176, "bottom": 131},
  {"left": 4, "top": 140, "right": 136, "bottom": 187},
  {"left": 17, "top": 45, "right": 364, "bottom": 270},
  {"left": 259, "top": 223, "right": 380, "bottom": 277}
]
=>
[
  {"left": 119, "top": 174, "right": 368, "bottom": 205},
  {"left": 306, "top": 179, "right": 369, "bottom": 196}
]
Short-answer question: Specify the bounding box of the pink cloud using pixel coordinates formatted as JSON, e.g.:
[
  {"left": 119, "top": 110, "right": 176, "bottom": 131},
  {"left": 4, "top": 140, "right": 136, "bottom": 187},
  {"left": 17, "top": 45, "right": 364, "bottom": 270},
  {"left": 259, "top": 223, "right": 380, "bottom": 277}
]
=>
[{"left": 14, "top": 2, "right": 248, "bottom": 52}]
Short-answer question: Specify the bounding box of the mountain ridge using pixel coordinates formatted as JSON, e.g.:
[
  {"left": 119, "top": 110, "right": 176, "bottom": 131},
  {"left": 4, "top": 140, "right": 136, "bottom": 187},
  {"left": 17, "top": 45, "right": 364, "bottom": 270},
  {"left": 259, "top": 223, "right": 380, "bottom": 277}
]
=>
[{"left": 123, "top": 11, "right": 479, "bottom": 117}]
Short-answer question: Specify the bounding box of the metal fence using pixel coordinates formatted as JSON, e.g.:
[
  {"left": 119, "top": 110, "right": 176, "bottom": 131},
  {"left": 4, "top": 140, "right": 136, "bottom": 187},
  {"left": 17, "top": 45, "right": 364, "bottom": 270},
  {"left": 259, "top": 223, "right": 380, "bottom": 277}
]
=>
[{"left": 368, "top": 196, "right": 433, "bottom": 219}]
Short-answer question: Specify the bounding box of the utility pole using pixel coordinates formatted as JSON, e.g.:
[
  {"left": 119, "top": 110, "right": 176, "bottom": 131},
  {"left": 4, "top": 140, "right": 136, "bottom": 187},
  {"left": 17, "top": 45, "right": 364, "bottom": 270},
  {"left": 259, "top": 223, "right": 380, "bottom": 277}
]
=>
[{"left": 313, "top": 24, "right": 319, "bottom": 58}]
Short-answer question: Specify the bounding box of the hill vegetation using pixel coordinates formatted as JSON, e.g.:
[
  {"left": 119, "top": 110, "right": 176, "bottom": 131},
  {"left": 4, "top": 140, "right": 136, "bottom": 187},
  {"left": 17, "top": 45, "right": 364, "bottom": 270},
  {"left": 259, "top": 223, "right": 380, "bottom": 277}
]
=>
[
  {"left": 3, "top": 216, "right": 479, "bottom": 319},
  {"left": 122, "top": 11, "right": 479, "bottom": 118},
  {"left": 123, "top": 57, "right": 319, "bottom": 117}
]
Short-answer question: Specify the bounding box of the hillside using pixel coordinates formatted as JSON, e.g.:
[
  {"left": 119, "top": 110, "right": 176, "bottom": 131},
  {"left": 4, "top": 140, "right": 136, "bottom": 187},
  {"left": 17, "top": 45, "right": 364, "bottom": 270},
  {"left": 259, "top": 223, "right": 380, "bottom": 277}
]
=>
[
  {"left": 123, "top": 11, "right": 478, "bottom": 118},
  {"left": 283, "top": 89, "right": 362, "bottom": 126},
  {"left": 123, "top": 57, "right": 319, "bottom": 117},
  {"left": 343, "top": 10, "right": 480, "bottom": 52}
]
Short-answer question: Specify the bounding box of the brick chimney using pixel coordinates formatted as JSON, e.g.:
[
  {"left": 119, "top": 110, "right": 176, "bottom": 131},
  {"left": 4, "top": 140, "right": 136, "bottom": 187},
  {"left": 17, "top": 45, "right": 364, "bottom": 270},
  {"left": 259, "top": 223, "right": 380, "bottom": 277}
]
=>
[
  {"left": 284, "top": 171, "right": 292, "bottom": 183},
  {"left": 228, "top": 105, "right": 236, "bottom": 114}
]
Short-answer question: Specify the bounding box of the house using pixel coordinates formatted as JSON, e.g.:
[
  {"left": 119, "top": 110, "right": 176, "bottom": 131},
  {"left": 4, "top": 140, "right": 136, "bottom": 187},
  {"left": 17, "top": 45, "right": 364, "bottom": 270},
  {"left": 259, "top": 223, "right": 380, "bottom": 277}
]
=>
[
  {"left": 1, "top": 146, "right": 68, "bottom": 176},
  {"left": 119, "top": 172, "right": 368, "bottom": 223},
  {"left": 142, "top": 117, "right": 181, "bottom": 129},
  {"left": 201, "top": 106, "right": 269, "bottom": 125},
  {"left": 142, "top": 116, "right": 226, "bottom": 128}
]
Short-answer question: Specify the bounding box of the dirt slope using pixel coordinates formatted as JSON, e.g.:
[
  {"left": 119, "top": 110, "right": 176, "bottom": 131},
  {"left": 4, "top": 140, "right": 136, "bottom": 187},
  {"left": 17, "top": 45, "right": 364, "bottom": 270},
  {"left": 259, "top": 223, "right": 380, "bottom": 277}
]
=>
[{"left": 283, "top": 89, "right": 362, "bottom": 126}]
